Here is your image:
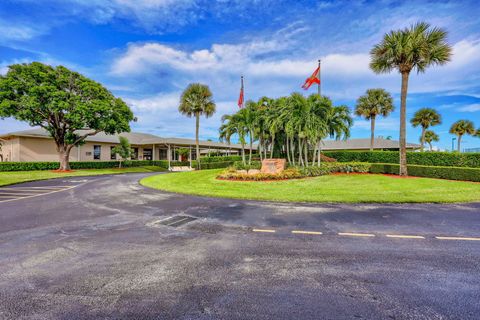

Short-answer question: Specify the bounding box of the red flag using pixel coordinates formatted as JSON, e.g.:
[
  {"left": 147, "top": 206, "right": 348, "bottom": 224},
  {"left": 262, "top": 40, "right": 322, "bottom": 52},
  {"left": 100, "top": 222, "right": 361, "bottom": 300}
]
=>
[
  {"left": 238, "top": 76, "right": 244, "bottom": 108},
  {"left": 302, "top": 66, "right": 320, "bottom": 90}
]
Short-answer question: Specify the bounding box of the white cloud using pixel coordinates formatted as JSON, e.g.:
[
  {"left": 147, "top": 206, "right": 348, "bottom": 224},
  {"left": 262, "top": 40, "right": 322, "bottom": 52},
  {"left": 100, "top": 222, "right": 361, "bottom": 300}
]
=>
[
  {"left": 0, "top": 20, "right": 45, "bottom": 42},
  {"left": 458, "top": 103, "right": 480, "bottom": 112}
]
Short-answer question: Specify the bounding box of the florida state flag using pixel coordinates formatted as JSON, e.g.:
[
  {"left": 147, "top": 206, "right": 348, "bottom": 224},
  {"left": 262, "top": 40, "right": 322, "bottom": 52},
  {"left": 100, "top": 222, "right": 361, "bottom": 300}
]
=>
[
  {"left": 238, "top": 76, "right": 244, "bottom": 108},
  {"left": 302, "top": 66, "right": 320, "bottom": 90}
]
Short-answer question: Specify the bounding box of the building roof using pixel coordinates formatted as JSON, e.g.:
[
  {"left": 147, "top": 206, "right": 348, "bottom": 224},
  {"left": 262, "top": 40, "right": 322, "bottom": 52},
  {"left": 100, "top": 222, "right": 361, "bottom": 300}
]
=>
[
  {"left": 0, "top": 128, "right": 252, "bottom": 150},
  {"left": 321, "top": 138, "right": 420, "bottom": 150},
  {"left": 1, "top": 128, "right": 420, "bottom": 151}
]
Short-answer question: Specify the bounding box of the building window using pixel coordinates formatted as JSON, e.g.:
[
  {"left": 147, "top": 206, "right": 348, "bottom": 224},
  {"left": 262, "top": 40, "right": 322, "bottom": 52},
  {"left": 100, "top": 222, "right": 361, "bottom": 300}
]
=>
[
  {"left": 159, "top": 148, "right": 168, "bottom": 160},
  {"left": 132, "top": 147, "right": 138, "bottom": 160},
  {"left": 143, "top": 148, "right": 152, "bottom": 160},
  {"left": 93, "top": 145, "right": 101, "bottom": 160},
  {"left": 110, "top": 146, "right": 116, "bottom": 160}
]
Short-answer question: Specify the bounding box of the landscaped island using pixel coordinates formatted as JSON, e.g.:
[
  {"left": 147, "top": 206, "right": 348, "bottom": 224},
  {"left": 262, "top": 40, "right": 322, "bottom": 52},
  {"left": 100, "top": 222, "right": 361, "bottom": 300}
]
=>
[{"left": 140, "top": 168, "right": 480, "bottom": 203}]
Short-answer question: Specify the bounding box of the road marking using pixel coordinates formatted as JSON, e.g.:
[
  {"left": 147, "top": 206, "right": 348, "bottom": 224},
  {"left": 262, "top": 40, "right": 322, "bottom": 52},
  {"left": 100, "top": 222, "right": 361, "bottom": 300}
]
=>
[
  {"left": 252, "top": 228, "right": 276, "bottom": 233},
  {"left": 0, "top": 192, "right": 46, "bottom": 196},
  {"left": 386, "top": 234, "right": 425, "bottom": 239},
  {"left": 0, "top": 186, "right": 68, "bottom": 190},
  {"left": 292, "top": 230, "right": 323, "bottom": 235},
  {"left": 0, "top": 185, "right": 79, "bottom": 203},
  {"left": 166, "top": 217, "right": 190, "bottom": 226},
  {"left": 338, "top": 232, "right": 375, "bottom": 237},
  {"left": 435, "top": 236, "right": 480, "bottom": 241}
]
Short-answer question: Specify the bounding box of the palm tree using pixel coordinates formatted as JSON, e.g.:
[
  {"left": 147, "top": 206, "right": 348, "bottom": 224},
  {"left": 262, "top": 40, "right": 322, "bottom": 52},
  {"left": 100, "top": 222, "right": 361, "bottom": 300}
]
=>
[
  {"left": 410, "top": 108, "right": 442, "bottom": 152},
  {"left": 423, "top": 130, "right": 439, "bottom": 151},
  {"left": 370, "top": 22, "right": 451, "bottom": 176},
  {"left": 178, "top": 83, "right": 216, "bottom": 169},
  {"left": 355, "top": 89, "right": 394, "bottom": 151},
  {"left": 220, "top": 112, "right": 248, "bottom": 165},
  {"left": 449, "top": 120, "right": 475, "bottom": 152}
]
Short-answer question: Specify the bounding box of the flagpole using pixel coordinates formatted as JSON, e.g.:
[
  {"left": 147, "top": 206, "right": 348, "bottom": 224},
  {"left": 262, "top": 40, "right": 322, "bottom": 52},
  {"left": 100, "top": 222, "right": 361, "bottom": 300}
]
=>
[
  {"left": 318, "top": 59, "right": 321, "bottom": 96},
  {"left": 241, "top": 75, "right": 244, "bottom": 108}
]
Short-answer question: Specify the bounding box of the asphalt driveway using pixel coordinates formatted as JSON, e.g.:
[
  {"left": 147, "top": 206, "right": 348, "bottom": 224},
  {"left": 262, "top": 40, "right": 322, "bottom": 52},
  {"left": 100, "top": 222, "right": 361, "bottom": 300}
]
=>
[{"left": 0, "top": 172, "right": 479, "bottom": 319}]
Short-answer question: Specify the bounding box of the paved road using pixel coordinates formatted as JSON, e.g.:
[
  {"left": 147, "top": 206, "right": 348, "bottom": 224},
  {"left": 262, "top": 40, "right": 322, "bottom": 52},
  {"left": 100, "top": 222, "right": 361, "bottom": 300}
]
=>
[{"left": 1, "top": 173, "right": 479, "bottom": 319}]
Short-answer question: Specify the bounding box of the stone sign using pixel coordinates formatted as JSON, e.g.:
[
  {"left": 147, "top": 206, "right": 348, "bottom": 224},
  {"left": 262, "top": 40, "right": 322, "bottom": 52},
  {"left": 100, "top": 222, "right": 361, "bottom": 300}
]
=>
[{"left": 261, "top": 158, "right": 286, "bottom": 174}]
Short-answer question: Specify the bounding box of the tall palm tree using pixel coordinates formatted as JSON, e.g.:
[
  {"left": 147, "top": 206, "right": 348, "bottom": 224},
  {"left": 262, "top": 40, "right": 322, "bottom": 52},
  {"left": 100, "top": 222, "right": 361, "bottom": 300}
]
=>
[
  {"left": 178, "top": 83, "right": 216, "bottom": 169},
  {"left": 423, "top": 130, "right": 439, "bottom": 151},
  {"left": 370, "top": 22, "right": 451, "bottom": 176},
  {"left": 355, "top": 88, "right": 394, "bottom": 151},
  {"left": 449, "top": 120, "right": 475, "bottom": 152},
  {"left": 410, "top": 108, "right": 442, "bottom": 151}
]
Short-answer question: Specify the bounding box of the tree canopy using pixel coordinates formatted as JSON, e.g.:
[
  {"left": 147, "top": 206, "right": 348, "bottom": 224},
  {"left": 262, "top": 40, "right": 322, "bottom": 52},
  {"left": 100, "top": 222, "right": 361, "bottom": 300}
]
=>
[{"left": 0, "top": 62, "right": 134, "bottom": 170}]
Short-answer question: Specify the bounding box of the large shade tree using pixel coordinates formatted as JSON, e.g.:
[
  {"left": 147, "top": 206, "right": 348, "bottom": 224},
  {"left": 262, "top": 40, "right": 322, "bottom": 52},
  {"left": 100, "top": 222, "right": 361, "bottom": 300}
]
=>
[
  {"left": 0, "top": 62, "right": 134, "bottom": 170},
  {"left": 410, "top": 107, "right": 442, "bottom": 151},
  {"left": 178, "top": 83, "right": 216, "bottom": 169},
  {"left": 449, "top": 120, "right": 475, "bottom": 152},
  {"left": 370, "top": 22, "right": 451, "bottom": 175},
  {"left": 355, "top": 88, "right": 394, "bottom": 151},
  {"left": 423, "top": 130, "right": 439, "bottom": 151}
]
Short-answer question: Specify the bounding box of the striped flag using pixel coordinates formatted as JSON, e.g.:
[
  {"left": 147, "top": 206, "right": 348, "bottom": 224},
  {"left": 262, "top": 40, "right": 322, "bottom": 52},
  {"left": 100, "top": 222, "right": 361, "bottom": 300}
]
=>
[{"left": 302, "top": 65, "right": 320, "bottom": 90}]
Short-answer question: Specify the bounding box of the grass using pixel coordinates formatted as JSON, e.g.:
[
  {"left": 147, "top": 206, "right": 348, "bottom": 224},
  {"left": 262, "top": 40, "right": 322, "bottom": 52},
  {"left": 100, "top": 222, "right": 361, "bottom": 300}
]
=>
[
  {"left": 140, "top": 169, "right": 480, "bottom": 203},
  {"left": 0, "top": 166, "right": 166, "bottom": 187}
]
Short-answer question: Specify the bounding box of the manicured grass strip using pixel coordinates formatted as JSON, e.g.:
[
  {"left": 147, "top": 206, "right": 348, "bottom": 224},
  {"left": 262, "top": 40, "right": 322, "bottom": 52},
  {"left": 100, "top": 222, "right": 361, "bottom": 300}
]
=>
[
  {"left": 140, "top": 169, "right": 480, "bottom": 203},
  {"left": 0, "top": 166, "right": 165, "bottom": 187}
]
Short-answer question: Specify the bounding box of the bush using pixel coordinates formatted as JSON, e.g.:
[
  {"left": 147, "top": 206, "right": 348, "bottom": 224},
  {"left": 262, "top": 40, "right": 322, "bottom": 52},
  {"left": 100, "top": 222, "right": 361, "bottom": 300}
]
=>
[
  {"left": 218, "top": 167, "right": 303, "bottom": 181},
  {"left": 200, "top": 155, "right": 243, "bottom": 163},
  {"left": 323, "top": 151, "right": 480, "bottom": 168},
  {"left": 299, "top": 162, "right": 371, "bottom": 177},
  {"left": 370, "top": 163, "right": 480, "bottom": 182},
  {"left": 233, "top": 161, "right": 262, "bottom": 170},
  {"left": 0, "top": 160, "right": 174, "bottom": 172}
]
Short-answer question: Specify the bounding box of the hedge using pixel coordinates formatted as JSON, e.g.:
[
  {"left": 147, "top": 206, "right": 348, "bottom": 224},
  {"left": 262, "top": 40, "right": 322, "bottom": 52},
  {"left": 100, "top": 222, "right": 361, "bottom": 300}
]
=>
[
  {"left": 299, "top": 162, "right": 371, "bottom": 177},
  {"left": 370, "top": 163, "right": 480, "bottom": 182},
  {"left": 0, "top": 160, "right": 191, "bottom": 172},
  {"left": 323, "top": 151, "right": 480, "bottom": 168}
]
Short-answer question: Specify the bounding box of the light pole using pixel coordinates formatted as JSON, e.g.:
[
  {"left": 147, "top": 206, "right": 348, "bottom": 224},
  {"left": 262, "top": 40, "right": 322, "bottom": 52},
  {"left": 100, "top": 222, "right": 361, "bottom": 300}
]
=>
[{"left": 452, "top": 137, "right": 456, "bottom": 152}]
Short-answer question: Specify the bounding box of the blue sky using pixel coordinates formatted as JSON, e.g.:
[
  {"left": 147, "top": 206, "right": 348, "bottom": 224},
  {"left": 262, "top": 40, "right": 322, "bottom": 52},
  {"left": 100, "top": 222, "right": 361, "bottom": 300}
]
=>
[{"left": 1, "top": 0, "right": 479, "bottom": 150}]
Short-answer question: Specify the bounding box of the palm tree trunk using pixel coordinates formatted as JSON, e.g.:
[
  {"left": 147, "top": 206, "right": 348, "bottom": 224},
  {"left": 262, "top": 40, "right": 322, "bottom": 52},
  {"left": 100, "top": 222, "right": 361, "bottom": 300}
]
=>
[
  {"left": 312, "top": 142, "right": 318, "bottom": 166},
  {"left": 195, "top": 112, "right": 201, "bottom": 170},
  {"left": 429, "top": 142, "right": 433, "bottom": 151},
  {"left": 286, "top": 137, "right": 291, "bottom": 164},
  {"left": 290, "top": 137, "right": 296, "bottom": 166},
  {"left": 370, "top": 116, "right": 376, "bottom": 151},
  {"left": 298, "top": 139, "right": 303, "bottom": 166},
  {"left": 241, "top": 141, "right": 246, "bottom": 165},
  {"left": 420, "top": 127, "right": 426, "bottom": 152},
  {"left": 318, "top": 140, "right": 322, "bottom": 167},
  {"left": 270, "top": 135, "right": 275, "bottom": 159},
  {"left": 248, "top": 130, "right": 253, "bottom": 165},
  {"left": 457, "top": 135, "right": 462, "bottom": 152},
  {"left": 399, "top": 72, "right": 410, "bottom": 176},
  {"left": 304, "top": 139, "right": 308, "bottom": 167}
]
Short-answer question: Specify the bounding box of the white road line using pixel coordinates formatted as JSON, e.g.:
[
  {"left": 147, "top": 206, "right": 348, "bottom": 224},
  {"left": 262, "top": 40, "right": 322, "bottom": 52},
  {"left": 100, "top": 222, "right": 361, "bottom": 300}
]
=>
[
  {"left": 386, "top": 234, "right": 425, "bottom": 239},
  {"left": 338, "top": 232, "right": 375, "bottom": 237},
  {"left": 0, "top": 186, "right": 69, "bottom": 190},
  {"left": 252, "top": 228, "right": 276, "bottom": 233},
  {"left": 292, "top": 230, "right": 323, "bottom": 235},
  {"left": 0, "top": 185, "right": 78, "bottom": 203},
  {"left": 435, "top": 236, "right": 480, "bottom": 241},
  {"left": 0, "top": 192, "right": 48, "bottom": 196}
]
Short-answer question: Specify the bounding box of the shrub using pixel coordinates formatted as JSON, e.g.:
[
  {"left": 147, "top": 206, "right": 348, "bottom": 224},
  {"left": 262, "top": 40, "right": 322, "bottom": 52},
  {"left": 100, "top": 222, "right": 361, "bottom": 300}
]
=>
[
  {"left": 0, "top": 160, "right": 173, "bottom": 172},
  {"left": 370, "top": 163, "right": 480, "bottom": 182},
  {"left": 299, "top": 162, "right": 371, "bottom": 177},
  {"left": 323, "top": 151, "right": 480, "bottom": 168},
  {"left": 200, "top": 155, "right": 243, "bottom": 163},
  {"left": 218, "top": 168, "right": 303, "bottom": 181},
  {"left": 233, "top": 161, "right": 262, "bottom": 170}
]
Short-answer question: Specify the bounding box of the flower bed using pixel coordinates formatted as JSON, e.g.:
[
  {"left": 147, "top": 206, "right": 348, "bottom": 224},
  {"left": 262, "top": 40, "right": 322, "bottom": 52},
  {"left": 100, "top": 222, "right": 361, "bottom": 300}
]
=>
[{"left": 217, "top": 162, "right": 370, "bottom": 181}]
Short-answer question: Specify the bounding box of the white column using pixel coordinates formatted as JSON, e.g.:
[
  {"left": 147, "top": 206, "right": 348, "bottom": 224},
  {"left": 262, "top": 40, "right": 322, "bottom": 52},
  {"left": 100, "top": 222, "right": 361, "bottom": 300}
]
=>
[
  {"left": 167, "top": 144, "right": 171, "bottom": 169},
  {"left": 152, "top": 144, "right": 155, "bottom": 160},
  {"left": 189, "top": 146, "right": 192, "bottom": 168}
]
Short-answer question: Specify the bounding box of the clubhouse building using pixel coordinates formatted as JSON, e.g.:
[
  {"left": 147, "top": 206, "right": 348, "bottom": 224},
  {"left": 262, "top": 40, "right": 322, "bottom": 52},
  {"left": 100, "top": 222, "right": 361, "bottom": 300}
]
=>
[{"left": 0, "top": 128, "right": 420, "bottom": 163}]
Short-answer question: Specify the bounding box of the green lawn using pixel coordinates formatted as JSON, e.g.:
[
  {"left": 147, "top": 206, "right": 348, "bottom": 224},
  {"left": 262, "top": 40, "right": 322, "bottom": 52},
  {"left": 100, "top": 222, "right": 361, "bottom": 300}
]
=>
[
  {"left": 0, "top": 166, "right": 166, "bottom": 187},
  {"left": 140, "top": 169, "right": 480, "bottom": 203}
]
